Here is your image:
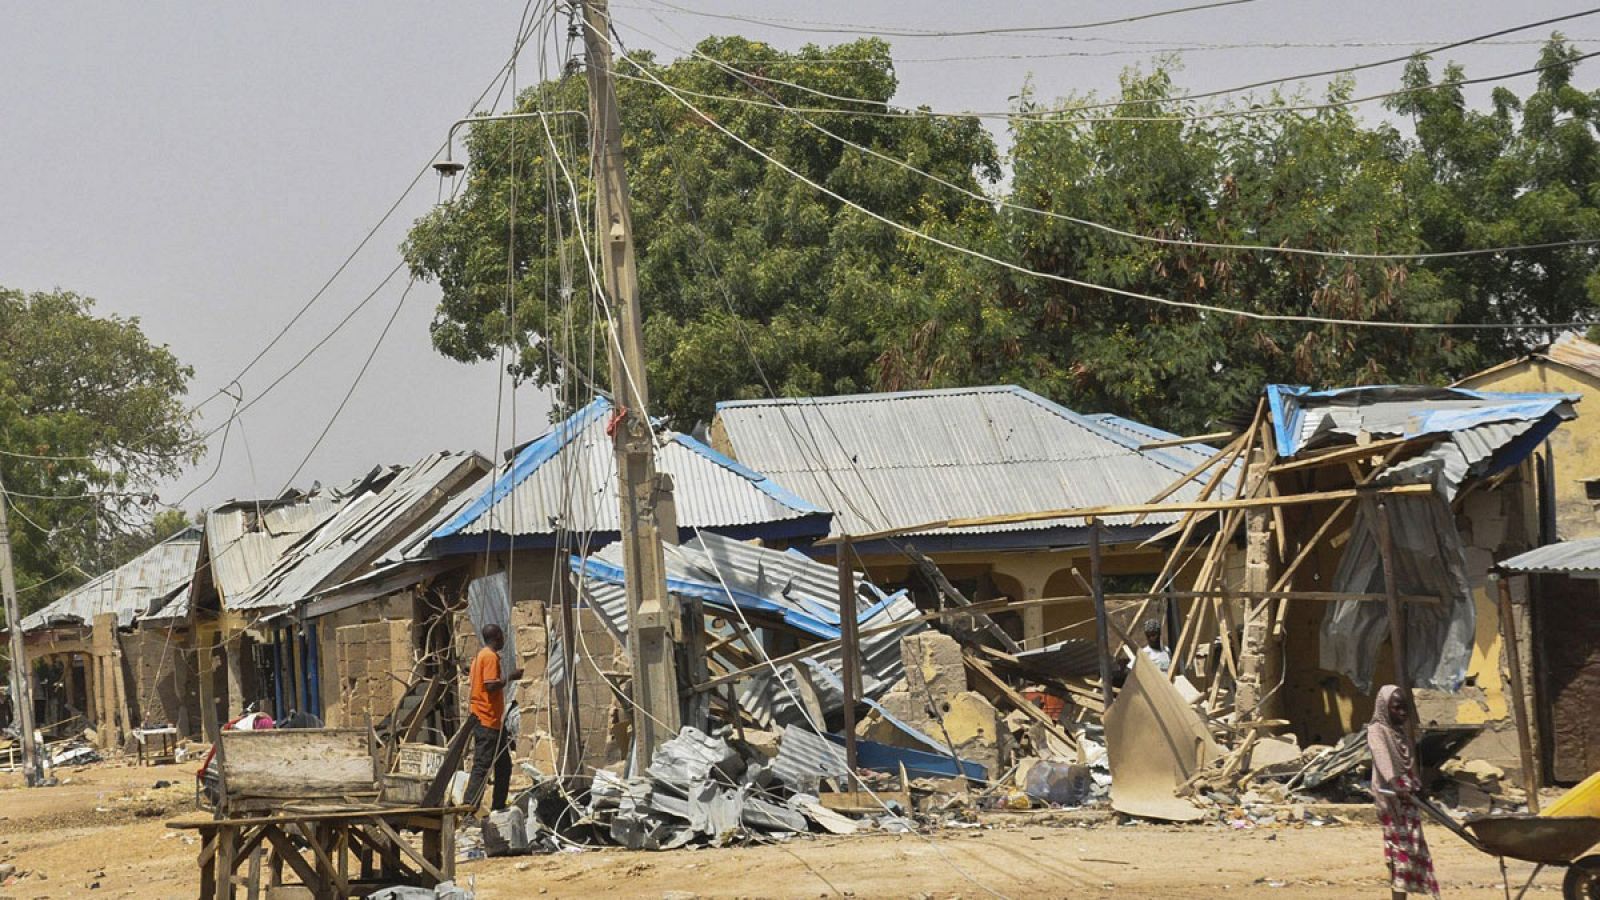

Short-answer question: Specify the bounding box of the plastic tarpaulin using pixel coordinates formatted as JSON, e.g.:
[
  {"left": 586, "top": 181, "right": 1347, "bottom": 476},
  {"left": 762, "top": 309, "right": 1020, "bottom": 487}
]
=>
[{"left": 1320, "top": 495, "right": 1475, "bottom": 692}]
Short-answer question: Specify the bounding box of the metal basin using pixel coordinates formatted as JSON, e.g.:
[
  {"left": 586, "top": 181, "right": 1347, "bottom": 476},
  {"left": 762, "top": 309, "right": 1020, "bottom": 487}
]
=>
[{"left": 1465, "top": 814, "right": 1600, "bottom": 865}]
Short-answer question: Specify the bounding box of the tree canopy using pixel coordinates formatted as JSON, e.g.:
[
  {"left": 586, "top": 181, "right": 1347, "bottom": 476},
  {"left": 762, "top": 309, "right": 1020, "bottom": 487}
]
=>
[
  {"left": 404, "top": 37, "right": 1000, "bottom": 426},
  {"left": 406, "top": 36, "right": 1600, "bottom": 435},
  {"left": 0, "top": 287, "right": 198, "bottom": 614}
]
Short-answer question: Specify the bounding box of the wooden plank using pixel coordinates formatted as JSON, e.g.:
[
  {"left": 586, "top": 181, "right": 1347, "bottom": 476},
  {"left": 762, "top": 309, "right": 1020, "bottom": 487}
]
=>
[
  {"left": 1268, "top": 436, "right": 1419, "bottom": 475},
  {"left": 962, "top": 653, "right": 1078, "bottom": 751},
  {"left": 370, "top": 818, "right": 446, "bottom": 884},
  {"left": 295, "top": 822, "right": 349, "bottom": 900},
  {"left": 818, "top": 483, "right": 1433, "bottom": 543},
  {"left": 219, "top": 729, "right": 376, "bottom": 800},
  {"left": 261, "top": 826, "right": 322, "bottom": 894},
  {"left": 1494, "top": 575, "right": 1540, "bottom": 813},
  {"left": 1134, "top": 440, "right": 1236, "bottom": 515},
  {"left": 1138, "top": 430, "right": 1236, "bottom": 450}
]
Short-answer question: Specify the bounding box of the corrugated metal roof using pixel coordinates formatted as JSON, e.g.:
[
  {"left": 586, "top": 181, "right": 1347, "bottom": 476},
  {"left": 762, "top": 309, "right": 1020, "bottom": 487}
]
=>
[
  {"left": 1081, "top": 412, "right": 1225, "bottom": 474},
  {"left": 1265, "top": 384, "right": 1579, "bottom": 498},
  {"left": 428, "top": 398, "right": 829, "bottom": 548},
  {"left": 22, "top": 527, "right": 202, "bottom": 632},
  {"left": 1544, "top": 333, "right": 1600, "bottom": 381},
  {"left": 714, "top": 385, "right": 1215, "bottom": 539},
  {"left": 202, "top": 492, "right": 347, "bottom": 606},
  {"left": 570, "top": 531, "right": 924, "bottom": 728},
  {"left": 1499, "top": 538, "right": 1600, "bottom": 575},
  {"left": 230, "top": 452, "right": 489, "bottom": 613}
]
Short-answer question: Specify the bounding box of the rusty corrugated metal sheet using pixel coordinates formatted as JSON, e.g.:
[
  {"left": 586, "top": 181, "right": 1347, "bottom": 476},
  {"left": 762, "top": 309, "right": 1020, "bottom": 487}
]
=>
[
  {"left": 22, "top": 527, "right": 201, "bottom": 632},
  {"left": 714, "top": 386, "right": 1213, "bottom": 540},
  {"left": 1545, "top": 333, "right": 1600, "bottom": 380}
]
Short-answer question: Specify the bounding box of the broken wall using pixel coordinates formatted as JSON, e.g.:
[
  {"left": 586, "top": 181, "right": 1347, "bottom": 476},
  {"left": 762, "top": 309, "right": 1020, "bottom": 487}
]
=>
[
  {"left": 1277, "top": 464, "right": 1539, "bottom": 771},
  {"left": 123, "top": 627, "right": 199, "bottom": 733}
]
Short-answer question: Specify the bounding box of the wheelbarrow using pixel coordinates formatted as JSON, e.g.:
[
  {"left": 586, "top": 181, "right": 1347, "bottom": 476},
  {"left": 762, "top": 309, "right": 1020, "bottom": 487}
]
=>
[{"left": 1416, "top": 795, "right": 1600, "bottom": 900}]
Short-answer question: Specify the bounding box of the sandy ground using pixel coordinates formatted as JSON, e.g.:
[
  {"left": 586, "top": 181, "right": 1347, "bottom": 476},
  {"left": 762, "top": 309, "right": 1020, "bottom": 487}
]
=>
[{"left": 0, "top": 763, "right": 1574, "bottom": 899}]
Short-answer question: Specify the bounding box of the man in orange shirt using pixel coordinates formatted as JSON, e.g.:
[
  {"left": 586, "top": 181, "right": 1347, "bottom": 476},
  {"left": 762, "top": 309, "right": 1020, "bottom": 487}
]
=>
[{"left": 465, "top": 623, "right": 523, "bottom": 812}]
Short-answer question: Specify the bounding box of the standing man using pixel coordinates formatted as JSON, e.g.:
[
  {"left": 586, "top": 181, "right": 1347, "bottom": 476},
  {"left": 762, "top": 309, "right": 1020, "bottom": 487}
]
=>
[
  {"left": 1140, "top": 618, "right": 1172, "bottom": 673},
  {"left": 466, "top": 623, "right": 523, "bottom": 812}
]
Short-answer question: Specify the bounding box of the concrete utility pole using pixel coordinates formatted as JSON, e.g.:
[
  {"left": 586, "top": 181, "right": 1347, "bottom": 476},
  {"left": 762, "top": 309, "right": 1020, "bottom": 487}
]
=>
[
  {"left": 0, "top": 469, "right": 46, "bottom": 786},
  {"left": 579, "top": 0, "right": 682, "bottom": 764}
]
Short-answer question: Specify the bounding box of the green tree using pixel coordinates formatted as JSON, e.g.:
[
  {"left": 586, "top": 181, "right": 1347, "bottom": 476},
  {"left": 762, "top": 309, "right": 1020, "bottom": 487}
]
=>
[
  {"left": 0, "top": 287, "right": 199, "bottom": 614},
  {"left": 1392, "top": 38, "right": 1600, "bottom": 362},
  {"left": 996, "top": 48, "right": 1600, "bottom": 434},
  {"left": 404, "top": 36, "right": 999, "bottom": 426}
]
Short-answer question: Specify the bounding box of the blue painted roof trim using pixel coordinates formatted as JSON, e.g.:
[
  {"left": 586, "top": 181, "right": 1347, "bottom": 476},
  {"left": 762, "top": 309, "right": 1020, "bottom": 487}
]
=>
[
  {"left": 432, "top": 397, "right": 828, "bottom": 541},
  {"left": 666, "top": 432, "right": 827, "bottom": 516},
  {"left": 427, "top": 513, "right": 833, "bottom": 557},
  {"left": 570, "top": 552, "right": 912, "bottom": 642},
  {"left": 432, "top": 398, "right": 609, "bottom": 539},
  {"left": 1267, "top": 384, "right": 1581, "bottom": 458}
]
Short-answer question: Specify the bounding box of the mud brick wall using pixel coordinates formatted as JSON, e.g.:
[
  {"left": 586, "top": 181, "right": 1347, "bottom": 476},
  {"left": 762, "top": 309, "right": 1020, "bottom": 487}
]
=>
[{"left": 334, "top": 619, "right": 415, "bottom": 728}]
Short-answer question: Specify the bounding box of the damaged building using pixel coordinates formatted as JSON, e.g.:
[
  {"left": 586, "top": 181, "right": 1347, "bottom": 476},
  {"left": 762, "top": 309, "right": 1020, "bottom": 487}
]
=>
[{"left": 709, "top": 385, "right": 1235, "bottom": 651}]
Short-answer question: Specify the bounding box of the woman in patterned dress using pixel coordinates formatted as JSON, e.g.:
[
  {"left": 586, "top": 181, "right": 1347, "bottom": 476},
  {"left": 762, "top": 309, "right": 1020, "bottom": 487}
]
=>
[{"left": 1367, "top": 684, "right": 1441, "bottom": 899}]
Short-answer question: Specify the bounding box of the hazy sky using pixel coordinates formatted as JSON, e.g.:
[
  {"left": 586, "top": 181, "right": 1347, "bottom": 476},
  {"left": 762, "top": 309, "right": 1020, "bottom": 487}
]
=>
[{"left": 1, "top": 1, "right": 1591, "bottom": 513}]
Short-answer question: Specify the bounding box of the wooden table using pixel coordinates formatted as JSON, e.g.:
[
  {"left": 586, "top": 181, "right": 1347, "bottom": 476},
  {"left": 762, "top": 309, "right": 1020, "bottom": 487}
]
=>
[
  {"left": 168, "top": 805, "right": 461, "bottom": 900},
  {"left": 135, "top": 726, "right": 178, "bottom": 766}
]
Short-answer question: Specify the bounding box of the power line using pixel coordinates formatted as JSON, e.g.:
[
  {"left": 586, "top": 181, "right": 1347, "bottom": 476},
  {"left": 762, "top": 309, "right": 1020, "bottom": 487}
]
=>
[
  {"left": 609, "top": 34, "right": 1600, "bottom": 125},
  {"left": 644, "top": 8, "right": 1600, "bottom": 119},
  {"left": 274, "top": 278, "right": 418, "bottom": 496},
  {"left": 633, "top": 0, "right": 1260, "bottom": 38},
  {"left": 665, "top": 49, "right": 1600, "bottom": 262},
  {"left": 622, "top": 50, "right": 1598, "bottom": 332}
]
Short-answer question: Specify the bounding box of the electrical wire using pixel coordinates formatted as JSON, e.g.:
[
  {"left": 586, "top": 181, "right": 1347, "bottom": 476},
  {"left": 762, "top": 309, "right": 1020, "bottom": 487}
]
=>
[
  {"left": 605, "top": 45, "right": 1600, "bottom": 125},
  {"left": 642, "top": 44, "right": 1600, "bottom": 262},
  {"left": 274, "top": 278, "right": 418, "bottom": 496},
  {"left": 618, "top": 50, "right": 1599, "bottom": 332},
  {"left": 633, "top": 0, "right": 1259, "bottom": 38},
  {"left": 641, "top": 7, "right": 1600, "bottom": 117}
]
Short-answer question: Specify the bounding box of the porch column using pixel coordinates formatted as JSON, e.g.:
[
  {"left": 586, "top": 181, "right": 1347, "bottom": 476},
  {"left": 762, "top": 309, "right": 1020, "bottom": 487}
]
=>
[
  {"left": 62, "top": 650, "right": 80, "bottom": 714},
  {"left": 224, "top": 631, "right": 244, "bottom": 720},
  {"left": 197, "top": 630, "right": 217, "bottom": 743}
]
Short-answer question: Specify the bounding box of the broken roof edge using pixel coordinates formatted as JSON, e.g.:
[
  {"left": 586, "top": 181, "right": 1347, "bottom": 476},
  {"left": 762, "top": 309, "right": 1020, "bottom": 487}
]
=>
[
  {"left": 1266, "top": 383, "right": 1582, "bottom": 458},
  {"left": 430, "top": 397, "right": 830, "bottom": 543},
  {"left": 1499, "top": 537, "right": 1600, "bottom": 575},
  {"left": 1457, "top": 333, "right": 1600, "bottom": 387},
  {"left": 717, "top": 384, "right": 1201, "bottom": 479}
]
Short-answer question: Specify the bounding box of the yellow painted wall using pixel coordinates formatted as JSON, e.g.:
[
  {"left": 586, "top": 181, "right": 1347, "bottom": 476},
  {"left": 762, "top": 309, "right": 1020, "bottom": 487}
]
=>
[{"left": 1459, "top": 358, "right": 1600, "bottom": 539}]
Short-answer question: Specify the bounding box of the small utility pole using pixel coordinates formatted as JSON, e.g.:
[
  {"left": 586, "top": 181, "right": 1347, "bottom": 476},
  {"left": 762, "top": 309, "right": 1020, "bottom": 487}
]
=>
[
  {"left": 579, "top": 0, "right": 682, "bottom": 764},
  {"left": 1088, "top": 519, "right": 1115, "bottom": 708},
  {"left": 0, "top": 469, "right": 46, "bottom": 786}
]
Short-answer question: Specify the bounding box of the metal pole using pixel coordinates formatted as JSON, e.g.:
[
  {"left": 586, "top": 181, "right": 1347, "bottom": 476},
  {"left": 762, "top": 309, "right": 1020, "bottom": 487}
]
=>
[
  {"left": 580, "top": 0, "right": 681, "bottom": 764},
  {"left": 836, "top": 540, "right": 860, "bottom": 781},
  {"left": 0, "top": 470, "right": 46, "bottom": 785},
  {"left": 1089, "top": 519, "right": 1115, "bottom": 707},
  {"left": 1492, "top": 573, "right": 1540, "bottom": 813},
  {"left": 556, "top": 562, "right": 583, "bottom": 778}
]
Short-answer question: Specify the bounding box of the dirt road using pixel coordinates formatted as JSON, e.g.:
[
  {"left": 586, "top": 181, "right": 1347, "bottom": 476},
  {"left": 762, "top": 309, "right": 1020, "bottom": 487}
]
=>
[{"left": 0, "top": 764, "right": 1563, "bottom": 899}]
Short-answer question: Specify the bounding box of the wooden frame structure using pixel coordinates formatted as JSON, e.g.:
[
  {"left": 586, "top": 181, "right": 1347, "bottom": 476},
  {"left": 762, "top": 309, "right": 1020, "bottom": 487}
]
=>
[{"left": 169, "top": 806, "right": 457, "bottom": 900}]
